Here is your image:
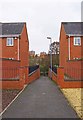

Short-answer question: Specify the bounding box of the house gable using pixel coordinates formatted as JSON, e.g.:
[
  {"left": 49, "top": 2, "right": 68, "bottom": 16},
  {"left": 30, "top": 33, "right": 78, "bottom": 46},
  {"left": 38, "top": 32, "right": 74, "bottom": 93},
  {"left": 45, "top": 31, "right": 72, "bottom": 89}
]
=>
[{"left": 60, "top": 22, "right": 83, "bottom": 68}]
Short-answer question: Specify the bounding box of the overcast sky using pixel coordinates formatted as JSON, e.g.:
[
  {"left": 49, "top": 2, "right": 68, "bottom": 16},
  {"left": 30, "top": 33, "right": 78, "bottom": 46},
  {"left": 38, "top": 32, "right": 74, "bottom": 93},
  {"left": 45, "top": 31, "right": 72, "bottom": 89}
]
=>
[{"left": 0, "top": 0, "right": 82, "bottom": 54}]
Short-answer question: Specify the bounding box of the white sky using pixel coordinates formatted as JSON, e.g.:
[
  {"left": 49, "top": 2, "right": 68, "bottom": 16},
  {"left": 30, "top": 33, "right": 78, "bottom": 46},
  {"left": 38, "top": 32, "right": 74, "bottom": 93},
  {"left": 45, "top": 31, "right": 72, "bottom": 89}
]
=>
[{"left": 0, "top": 0, "right": 82, "bottom": 54}]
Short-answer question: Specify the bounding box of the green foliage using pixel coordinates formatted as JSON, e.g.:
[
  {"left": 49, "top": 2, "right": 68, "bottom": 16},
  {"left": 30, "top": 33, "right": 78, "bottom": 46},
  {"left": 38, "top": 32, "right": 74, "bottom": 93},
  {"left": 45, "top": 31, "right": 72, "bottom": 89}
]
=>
[{"left": 29, "top": 54, "right": 59, "bottom": 75}]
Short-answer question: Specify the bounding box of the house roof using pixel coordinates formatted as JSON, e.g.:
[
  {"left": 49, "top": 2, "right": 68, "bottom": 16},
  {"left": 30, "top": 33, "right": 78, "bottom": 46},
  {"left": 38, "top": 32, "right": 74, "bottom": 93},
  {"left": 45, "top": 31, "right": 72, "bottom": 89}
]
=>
[
  {"left": 0, "top": 22, "right": 25, "bottom": 37},
  {"left": 62, "top": 22, "right": 83, "bottom": 36}
]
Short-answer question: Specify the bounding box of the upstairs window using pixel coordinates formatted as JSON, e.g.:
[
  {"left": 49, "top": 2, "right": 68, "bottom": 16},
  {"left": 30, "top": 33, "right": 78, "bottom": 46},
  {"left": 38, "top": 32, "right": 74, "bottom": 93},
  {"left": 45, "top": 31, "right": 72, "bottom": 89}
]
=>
[
  {"left": 7, "top": 38, "right": 14, "bottom": 46},
  {"left": 74, "top": 37, "right": 81, "bottom": 46}
]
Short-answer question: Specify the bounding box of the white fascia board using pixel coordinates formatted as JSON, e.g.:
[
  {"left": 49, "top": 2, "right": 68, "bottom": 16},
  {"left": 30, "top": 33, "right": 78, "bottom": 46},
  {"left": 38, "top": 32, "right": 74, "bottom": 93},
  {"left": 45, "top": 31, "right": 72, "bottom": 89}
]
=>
[
  {"left": 0, "top": 34, "right": 20, "bottom": 38},
  {"left": 66, "top": 34, "right": 83, "bottom": 37}
]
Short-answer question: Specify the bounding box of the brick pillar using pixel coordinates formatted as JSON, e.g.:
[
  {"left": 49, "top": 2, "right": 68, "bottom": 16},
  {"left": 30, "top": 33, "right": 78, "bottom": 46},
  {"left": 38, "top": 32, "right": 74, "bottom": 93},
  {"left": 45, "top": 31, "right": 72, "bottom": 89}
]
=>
[
  {"left": 57, "top": 67, "right": 64, "bottom": 88},
  {"left": 19, "top": 67, "right": 25, "bottom": 89},
  {"left": 0, "top": 60, "right": 2, "bottom": 89},
  {"left": 24, "top": 66, "right": 29, "bottom": 84},
  {"left": 81, "top": 63, "right": 83, "bottom": 87},
  {"left": 37, "top": 68, "right": 40, "bottom": 78}
]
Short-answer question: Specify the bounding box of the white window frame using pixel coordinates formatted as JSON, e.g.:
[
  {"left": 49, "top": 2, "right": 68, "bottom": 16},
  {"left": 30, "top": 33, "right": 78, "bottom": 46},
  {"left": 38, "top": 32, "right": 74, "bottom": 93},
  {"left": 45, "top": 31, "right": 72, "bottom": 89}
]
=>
[
  {"left": 74, "top": 37, "right": 81, "bottom": 46},
  {"left": 7, "top": 38, "right": 14, "bottom": 46}
]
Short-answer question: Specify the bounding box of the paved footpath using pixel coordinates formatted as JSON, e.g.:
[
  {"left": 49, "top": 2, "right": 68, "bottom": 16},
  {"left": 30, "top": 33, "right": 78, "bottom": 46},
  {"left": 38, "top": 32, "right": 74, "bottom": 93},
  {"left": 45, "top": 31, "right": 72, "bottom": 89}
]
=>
[{"left": 2, "top": 76, "right": 79, "bottom": 118}]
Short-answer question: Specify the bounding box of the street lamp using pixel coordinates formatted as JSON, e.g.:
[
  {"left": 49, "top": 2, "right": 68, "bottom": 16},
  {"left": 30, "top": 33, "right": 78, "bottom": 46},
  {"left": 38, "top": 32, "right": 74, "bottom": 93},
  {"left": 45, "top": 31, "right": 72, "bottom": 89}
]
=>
[{"left": 47, "top": 37, "right": 52, "bottom": 79}]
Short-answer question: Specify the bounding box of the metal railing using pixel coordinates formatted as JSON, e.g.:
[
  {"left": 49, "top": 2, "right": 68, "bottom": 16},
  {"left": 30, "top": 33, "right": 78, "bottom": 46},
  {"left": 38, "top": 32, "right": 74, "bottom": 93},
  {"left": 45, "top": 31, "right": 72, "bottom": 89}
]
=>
[
  {"left": 49, "top": 66, "right": 57, "bottom": 74},
  {"left": 29, "top": 65, "right": 39, "bottom": 74}
]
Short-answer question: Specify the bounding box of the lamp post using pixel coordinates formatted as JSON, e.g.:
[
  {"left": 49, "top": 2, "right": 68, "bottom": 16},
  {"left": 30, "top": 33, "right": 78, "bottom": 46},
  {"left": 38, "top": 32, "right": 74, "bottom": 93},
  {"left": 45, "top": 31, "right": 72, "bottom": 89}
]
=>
[{"left": 47, "top": 37, "right": 52, "bottom": 79}]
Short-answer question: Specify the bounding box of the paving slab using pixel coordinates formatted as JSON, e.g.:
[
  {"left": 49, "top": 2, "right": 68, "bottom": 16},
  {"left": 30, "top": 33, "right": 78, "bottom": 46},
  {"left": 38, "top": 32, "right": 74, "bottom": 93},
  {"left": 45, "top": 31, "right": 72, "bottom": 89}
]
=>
[{"left": 2, "top": 76, "right": 79, "bottom": 118}]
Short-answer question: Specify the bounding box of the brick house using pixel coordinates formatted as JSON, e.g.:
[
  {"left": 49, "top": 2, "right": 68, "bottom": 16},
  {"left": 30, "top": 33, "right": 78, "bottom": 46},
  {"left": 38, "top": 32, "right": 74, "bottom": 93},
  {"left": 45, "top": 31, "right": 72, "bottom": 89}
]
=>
[
  {"left": 0, "top": 22, "right": 29, "bottom": 67},
  {"left": 0, "top": 22, "right": 29, "bottom": 87},
  {"left": 59, "top": 22, "right": 83, "bottom": 80}
]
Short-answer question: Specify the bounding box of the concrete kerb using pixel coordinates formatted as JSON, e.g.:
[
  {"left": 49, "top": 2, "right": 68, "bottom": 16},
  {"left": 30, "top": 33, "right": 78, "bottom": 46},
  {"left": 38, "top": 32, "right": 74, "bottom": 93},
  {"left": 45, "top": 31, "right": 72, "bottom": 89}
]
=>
[{"left": 0, "top": 84, "right": 27, "bottom": 117}]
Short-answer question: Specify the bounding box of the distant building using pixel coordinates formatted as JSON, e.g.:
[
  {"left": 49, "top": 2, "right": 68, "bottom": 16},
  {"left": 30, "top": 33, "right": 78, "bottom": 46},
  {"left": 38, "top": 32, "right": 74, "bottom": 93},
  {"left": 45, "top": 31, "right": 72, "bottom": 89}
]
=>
[
  {"left": 29, "top": 50, "right": 35, "bottom": 57},
  {"left": 40, "top": 52, "right": 47, "bottom": 58},
  {"left": 48, "top": 41, "right": 59, "bottom": 55}
]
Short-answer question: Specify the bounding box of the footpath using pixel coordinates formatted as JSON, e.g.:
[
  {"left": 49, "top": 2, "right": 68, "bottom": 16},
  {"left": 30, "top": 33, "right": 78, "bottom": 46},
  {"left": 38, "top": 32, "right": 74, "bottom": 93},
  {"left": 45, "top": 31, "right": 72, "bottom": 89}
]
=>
[{"left": 2, "top": 76, "right": 79, "bottom": 118}]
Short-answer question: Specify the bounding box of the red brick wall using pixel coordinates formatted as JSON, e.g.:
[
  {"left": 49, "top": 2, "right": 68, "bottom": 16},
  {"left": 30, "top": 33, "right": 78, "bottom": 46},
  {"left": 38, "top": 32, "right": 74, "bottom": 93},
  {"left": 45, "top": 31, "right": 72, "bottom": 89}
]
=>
[
  {"left": 20, "top": 23, "right": 29, "bottom": 83},
  {"left": 48, "top": 67, "right": 83, "bottom": 88},
  {"left": 65, "top": 60, "right": 83, "bottom": 80},
  {"left": 81, "top": 36, "right": 83, "bottom": 58},
  {"left": 0, "top": 38, "right": 2, "bottom": 58},
  {"left": 0, "top": 59, "right": 40, "bottom": 89},
  {"left": 0, "top": 59, "right": 25, "bottom": 90},
  {"left": 2, "top": 59, "right": 20, "bottom": 68},
  {"left": 2, "top": 38, "right": 18, "bottom": 60},
  {"left": 59, "top": 24, "right": 68, "bottom": 67},
  {"left": 2, "top": 59, "right": 20, "bottom": 80},
  {"left": 20, "top": 23, "right": 29, "bottom": 67},
  {"left": 28, "top": 68, "right": 40, "bottom": 84},
  {"left": 70, "top": 36, "right": 81, "bottom": 60}
]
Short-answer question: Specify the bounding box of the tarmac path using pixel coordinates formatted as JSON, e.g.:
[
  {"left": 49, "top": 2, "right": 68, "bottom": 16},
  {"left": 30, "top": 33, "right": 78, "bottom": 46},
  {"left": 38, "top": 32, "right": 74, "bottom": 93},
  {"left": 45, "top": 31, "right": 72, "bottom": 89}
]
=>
[{"left": 2, "top": 76, "right": 79, "bottom": 118}]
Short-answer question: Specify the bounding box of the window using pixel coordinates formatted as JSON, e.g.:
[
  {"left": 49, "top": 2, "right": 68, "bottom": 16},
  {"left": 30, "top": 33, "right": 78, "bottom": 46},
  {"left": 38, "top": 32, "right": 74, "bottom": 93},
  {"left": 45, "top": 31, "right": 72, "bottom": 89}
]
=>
[
  {"left": 7, "top": 38, "right": 14, "bottom": 46},
  {"left": 74, "top": 37, "right": 81, "bottom": 46}
]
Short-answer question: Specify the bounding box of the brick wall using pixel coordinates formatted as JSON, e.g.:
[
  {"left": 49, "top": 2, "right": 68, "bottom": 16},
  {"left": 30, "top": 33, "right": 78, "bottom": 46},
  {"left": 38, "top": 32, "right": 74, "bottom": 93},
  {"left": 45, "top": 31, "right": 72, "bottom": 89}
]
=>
[
  {"left": 20, "top": 23, "right": 29, "bottom": 83},
  {"left": 1, "top": 38, "right": 18, "bottom": 60},
  {"left": 0, "top": 59, "right": 25, "bottom": 89},
  {"left": 70, "top": 36, "right": 81, "bottom": 60},
  {"left": 48, "top": 67, "right": 83, "bottom": 88},
  {"left": 65, "top": 60, "right": 83, "bottom": 80},
  {"left": 59, "top": 24, "right": 68, "bottom": 67},
  {"left": 28, "top": 68, "right": 40, "bottom": 84},
  {"left": 0, "top": 59, "right": 40, "bottom": 89}
]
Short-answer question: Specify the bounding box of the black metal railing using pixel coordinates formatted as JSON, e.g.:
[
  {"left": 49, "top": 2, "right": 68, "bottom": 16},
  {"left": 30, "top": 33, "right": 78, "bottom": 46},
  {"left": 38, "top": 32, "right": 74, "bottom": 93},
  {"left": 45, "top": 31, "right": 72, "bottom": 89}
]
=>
[
  {"left": 49, "top": 66, "right": 57, "bottom": 74},
  {"left": 29, "top": 65, "right": 39, "bottom": 74}
]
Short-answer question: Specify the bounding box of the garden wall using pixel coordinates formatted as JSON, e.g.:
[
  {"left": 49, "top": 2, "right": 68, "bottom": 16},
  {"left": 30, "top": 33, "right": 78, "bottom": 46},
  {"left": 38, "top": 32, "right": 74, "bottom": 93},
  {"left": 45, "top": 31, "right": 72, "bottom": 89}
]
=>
[
  {"left": 48, "top": 66, "right": 83, "bottom": 88},
  {"left": 65, "top": 60, "right": 83, "bottom": 80},
  {"left": 0, "top": 59, "right": 40, "bottom": 89},
  {"left": 28, "top": 68, "right": 40, "bottom": 84}
]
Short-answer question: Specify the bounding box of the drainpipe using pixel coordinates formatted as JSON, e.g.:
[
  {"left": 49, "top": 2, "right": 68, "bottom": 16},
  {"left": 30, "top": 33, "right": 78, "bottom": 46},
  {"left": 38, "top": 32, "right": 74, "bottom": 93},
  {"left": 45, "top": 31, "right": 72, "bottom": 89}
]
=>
[
  {"left": 68, "top": 35, "right": 70, "bottom": 60},
  {"left": 18, "top": 37, "right": 20, "bottom": 60}
]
